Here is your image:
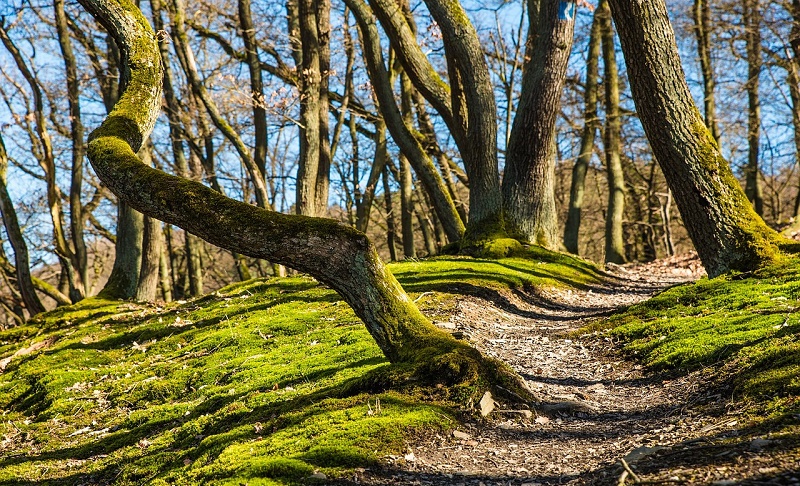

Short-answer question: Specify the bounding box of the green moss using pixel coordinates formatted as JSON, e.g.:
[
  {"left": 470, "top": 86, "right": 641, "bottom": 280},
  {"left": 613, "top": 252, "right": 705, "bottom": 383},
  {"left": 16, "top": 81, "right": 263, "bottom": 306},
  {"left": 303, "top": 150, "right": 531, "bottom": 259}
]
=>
[
  {"left": 689, "top": 115, "right": 786, "bottom": 275},
  {"left": 0, "top": 251, "right": 603, "bottom": 484}
]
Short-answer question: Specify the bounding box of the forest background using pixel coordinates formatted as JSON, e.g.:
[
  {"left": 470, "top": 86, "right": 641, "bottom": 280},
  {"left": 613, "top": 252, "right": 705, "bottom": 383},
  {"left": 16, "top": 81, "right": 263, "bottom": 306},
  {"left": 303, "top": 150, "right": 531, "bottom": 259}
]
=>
[{"left": 0, "top": 0, "right": 797, "bottom": 323}]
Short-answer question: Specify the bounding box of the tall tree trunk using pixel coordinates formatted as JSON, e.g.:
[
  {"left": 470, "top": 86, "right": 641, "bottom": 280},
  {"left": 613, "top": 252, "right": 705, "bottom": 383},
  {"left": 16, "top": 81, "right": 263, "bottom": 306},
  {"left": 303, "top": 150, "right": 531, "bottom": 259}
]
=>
[
  {"left": 400, "top": 155, "right": 416, "bottom": 259},
  {"left": 502, "top": 0, "right": 575, "bottom": 249},
  {"left": 296, "top": 0, "right": 331, "bottom": 216},
  {"left": 55, "top": 0, "right": 89, "bottom": 297},
  {"left": 101, "top": 199, "right": 143, "bottom": 299},
  {"left": 136, "top": 215, "right": 163, "bottom": 301},
  {"left": 0, "top": 135, "right": 46, "bottom": 316},
  {"left": 743, "top": 0, "right": 763, "bottom": 215},
  {"left": 135, "top": 144, "right": 162, "bottom": 301},
  {"left": 238, "top": 0, "right": 268, "bottom": 178},
  {"left": 608, "top": 0, "right": 784, "bottom": 277},
  {"left": 400, "top": 71, "right": 416, "bottom": 258},
  {"left": 563, "top": 8, "right": 602, "bottom": 255},
  {"left": 600, "top": 1, "right": 626, "bottom": 264},
  {"left": 788, "top": 0, "right": 800, "bottom": 222},
  {"left": 692, "top": 0, "right": 720, "bottom": 143},
  {"left": 159, "top": 226, "right": 173, "bottom": 302}
]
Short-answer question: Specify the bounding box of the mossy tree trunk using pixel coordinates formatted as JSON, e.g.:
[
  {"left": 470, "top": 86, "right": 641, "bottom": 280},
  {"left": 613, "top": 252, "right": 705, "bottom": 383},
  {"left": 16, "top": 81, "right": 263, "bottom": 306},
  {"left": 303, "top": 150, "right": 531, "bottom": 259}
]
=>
[
  {"left": 76, "top": 0, "right": 533, "bottom": 399},
  {"left": 0, "top": 135, "right": 46, "bottom": 316},
  {"left": 563, "top": 8, "right": 602, "bottom": 255},
  {"left": 501, "top": 0, "right": 575, "bottom": 250},
  {"left": 600, "top": 1, "right": 626, "bottom": 264},
  {"left": 608, "top": 0, "right": 784, "bottom": 277}
]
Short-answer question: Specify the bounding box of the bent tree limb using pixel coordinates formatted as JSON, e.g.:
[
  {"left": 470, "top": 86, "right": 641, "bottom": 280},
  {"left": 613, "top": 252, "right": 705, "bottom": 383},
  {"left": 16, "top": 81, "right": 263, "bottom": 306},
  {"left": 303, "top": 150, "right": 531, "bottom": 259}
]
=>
[{"left": 77, "top": 0, "right": 532, "bottom": 403}]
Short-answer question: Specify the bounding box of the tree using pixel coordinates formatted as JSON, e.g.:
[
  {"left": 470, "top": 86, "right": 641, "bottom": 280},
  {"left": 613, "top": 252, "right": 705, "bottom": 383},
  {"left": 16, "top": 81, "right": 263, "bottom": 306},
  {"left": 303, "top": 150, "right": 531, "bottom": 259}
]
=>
[
  {"left": 563, "top": 7, "right": 602, "bottom": 255},
  {"left": 608, "top": 0, "right": 785, "bottom": 277},
  {"left": 0, "top": 23, "right": 85, "bottom": 302},
  {"left": 599, "top": 0, "right": 626, "bottom": 264},
  {"left": 692, "top": 0, "right": 720, "bottom": 143},
  {"left": 76, "top": 0, "right": 533, "bottom": 402},
  {"left": 743, "top": 0, "right": 764, "bottom": 215},
  {"left": 502, "top": 0, "right": 576, "bottom": 249},
  {"left": 0, "top": 134, "right": 45, "bottom": 316}
]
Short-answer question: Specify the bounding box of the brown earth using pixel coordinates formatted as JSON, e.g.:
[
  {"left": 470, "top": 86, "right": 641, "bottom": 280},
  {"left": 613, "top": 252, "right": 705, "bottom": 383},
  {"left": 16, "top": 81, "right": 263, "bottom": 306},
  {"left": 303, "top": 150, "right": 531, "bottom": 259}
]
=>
[{"left": 339, "top": 254, "right": 800, "bottom": 486}]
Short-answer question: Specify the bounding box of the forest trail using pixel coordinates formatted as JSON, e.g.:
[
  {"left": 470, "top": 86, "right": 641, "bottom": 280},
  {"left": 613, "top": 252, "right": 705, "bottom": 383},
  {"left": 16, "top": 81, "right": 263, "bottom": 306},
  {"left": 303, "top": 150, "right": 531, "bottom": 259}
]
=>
[{"left": 350, "top": 256, "right": 799, "bottom": 485}]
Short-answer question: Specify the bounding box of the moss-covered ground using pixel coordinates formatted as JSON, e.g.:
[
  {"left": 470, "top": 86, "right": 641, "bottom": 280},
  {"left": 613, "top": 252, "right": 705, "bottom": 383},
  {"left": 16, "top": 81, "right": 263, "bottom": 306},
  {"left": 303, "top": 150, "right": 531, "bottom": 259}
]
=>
[
  {"left": 584, "top": 256, "right": 800, "bottom": 424},
  {"left": 0, "top": 248, "right": 603, "bottom": 485}
]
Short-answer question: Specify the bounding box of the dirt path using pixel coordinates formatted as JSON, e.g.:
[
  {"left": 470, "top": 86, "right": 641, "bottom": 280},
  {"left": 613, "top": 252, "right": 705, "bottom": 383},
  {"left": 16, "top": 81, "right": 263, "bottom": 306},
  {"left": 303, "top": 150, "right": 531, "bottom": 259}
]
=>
[{"left": 346, "top": 257, "right": 800, "bottom": 485}]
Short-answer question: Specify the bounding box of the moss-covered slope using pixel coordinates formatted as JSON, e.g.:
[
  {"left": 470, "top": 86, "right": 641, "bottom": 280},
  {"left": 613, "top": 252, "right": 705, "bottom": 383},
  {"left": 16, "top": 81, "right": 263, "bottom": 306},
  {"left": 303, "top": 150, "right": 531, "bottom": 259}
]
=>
[
  {"left": 0, "top": 249, "right": 601, "bottom": 485},
  {"left": 586, "top": 256, "right": 800, "bottom": 420}
]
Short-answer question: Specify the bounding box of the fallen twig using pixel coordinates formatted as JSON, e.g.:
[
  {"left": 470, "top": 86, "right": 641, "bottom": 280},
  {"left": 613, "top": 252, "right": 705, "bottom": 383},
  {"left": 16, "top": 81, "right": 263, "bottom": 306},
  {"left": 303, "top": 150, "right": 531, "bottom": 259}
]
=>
[
  {"left": 620, "top": 458, "right": 642, "bottom": 483},
  {"left": 0, "top": 337, "right": 57, "bottom": 372}
]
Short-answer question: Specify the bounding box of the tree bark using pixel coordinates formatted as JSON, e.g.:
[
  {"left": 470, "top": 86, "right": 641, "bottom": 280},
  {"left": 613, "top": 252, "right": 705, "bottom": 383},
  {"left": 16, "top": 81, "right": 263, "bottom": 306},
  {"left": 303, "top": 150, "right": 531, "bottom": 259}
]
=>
[
  {"left": 788, "top": 0, "right": 800, "bottom": 222},
  {"left": 136, "top": 215, "right": 163, "bottom": 301},
  {"left": 102, "top": 199, "right": 143, "bottom": 299},
  {"left": 400, "top": 71, "right": 416, "bottom": 258},
  {"left": 600, "top": 1, "right": 626, "bottom": 264},
  {"left": 608, "top": 0, "right": 783, "bottom": 277},
  {"left": 0, "top": 135, "right": 46, "bottom": 316},
  {"left": 502, "top": 0, "right": 574, "bottom": 249},
  {"left": 563, "top": 8, "right": 602, "bottom": 255},
  {"left": 238, "top": 0, "right": 268, "bottom": 179},
  {"left": 135, "top": 143, "right": 162, "bottom": 301},
  {"left": 296, "top": 0, "right": 331, "bottom": 216}
]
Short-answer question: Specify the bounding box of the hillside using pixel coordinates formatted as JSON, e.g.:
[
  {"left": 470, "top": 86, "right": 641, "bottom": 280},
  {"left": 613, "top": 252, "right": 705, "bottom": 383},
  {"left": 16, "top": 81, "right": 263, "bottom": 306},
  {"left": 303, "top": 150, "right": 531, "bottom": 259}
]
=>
[{"left": 0, "top": 249, "right": 798, "bottom": 485}]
